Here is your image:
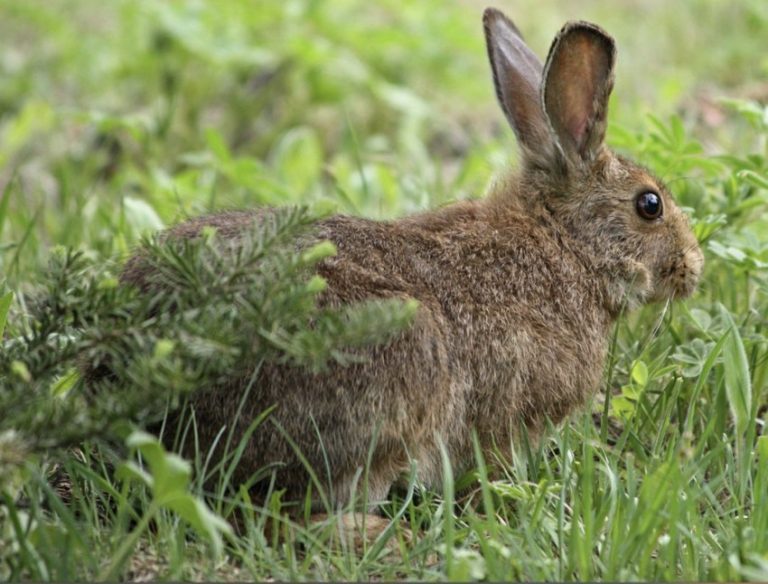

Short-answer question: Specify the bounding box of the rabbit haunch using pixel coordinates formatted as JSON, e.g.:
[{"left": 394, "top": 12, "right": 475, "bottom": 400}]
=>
[{"left": 119, "top": 8, "right": 703, "bottom": 510}]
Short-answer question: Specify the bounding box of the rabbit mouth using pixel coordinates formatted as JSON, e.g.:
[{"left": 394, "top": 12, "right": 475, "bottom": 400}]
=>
[{"left": 654, "top": 246, "right": 704, "bottom": 301}]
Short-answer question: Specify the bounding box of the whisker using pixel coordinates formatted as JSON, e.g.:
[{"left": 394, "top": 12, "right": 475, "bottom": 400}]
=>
[
  {"left": 640, "top": 298, "right": 671, "bottom": 353},
  {"left": 661, "top": 175, "right": 701, "bottom": 187},
  {"left": 681, "top": 242, "right": 702, "bottom": 256}
]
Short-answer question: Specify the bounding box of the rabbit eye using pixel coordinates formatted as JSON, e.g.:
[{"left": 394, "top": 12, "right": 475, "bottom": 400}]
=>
[{"left": 635, "top": 191, "right": 663, "bottom": 220}]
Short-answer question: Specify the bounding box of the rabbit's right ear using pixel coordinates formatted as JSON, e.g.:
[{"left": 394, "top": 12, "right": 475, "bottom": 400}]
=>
[
  {"left": 483, "top": 8, "right": 552, "bottom": 159},
  {"left": 541, "top": 22, "right": 616, "bottom": 165}
]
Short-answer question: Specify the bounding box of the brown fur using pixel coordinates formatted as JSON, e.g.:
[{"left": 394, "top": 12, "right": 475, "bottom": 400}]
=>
[{"left": 120, "top": 9, "right": 703, "bottom": 512}]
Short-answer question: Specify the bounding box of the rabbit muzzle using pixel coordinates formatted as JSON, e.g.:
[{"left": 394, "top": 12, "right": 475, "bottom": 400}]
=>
[{"left": 653, "top": 238, "right": 704, "bottom": 302}]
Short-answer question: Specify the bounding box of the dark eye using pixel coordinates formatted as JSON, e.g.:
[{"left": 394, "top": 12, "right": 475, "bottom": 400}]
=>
[{"left": 635, "top": 191, "right": 663, "bottom": 220}]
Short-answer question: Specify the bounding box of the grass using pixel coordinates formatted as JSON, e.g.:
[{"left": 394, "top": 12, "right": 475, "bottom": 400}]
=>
[{"left": 1, "top": 0, "right": 768, "bottom": 580}]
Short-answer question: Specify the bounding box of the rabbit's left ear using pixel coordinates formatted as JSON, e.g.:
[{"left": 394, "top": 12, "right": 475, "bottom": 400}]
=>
[
  {"left": 542, "top": 22, "right": 616, "bottom": 165},
  {"left": 483, "top": 8, "right": 552, "bottom": 159}
]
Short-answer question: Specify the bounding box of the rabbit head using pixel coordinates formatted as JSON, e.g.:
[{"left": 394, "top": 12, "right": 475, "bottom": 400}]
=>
[{"left": 484, "top": 9, "right": 703, "bottom": 315}]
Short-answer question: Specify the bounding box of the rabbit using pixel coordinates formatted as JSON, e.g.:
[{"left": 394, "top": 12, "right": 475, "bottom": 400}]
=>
[{"left": 120, "top": 7, "right": 704, "bottom": 516}]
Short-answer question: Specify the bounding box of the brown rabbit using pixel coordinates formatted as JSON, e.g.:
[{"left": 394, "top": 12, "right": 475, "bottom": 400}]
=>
[{"left": 122, "top": 8, "right": 703, "bottom": 516}]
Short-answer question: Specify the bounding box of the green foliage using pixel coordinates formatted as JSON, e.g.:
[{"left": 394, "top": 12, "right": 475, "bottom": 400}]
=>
[
  {"left": 0, "top": 205, "right": 415, "bottom": 580},
  {"left": 0, "top": 205, "right": 414, "bottom": 456},
  {"left": 106, "top": 431, "right": 232, "bottom": 579},
  {"left": 1, "top": 0, "right": 767, "bottom": 581}
]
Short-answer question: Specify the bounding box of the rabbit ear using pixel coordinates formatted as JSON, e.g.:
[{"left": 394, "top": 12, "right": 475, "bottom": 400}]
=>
[
  {"left": 483, "top": 8, "right": 552, "bottom": 156},
  {"left": 542, "top": 21, "right": 616, "bottom": 164}
]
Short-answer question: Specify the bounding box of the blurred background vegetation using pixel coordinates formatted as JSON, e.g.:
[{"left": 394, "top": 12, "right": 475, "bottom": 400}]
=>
[
  {"left": 1, "top": 0, "right": 766, "bottom": 273},
  {"left": 1, "top": 0, "right": 768, "bottom": 581}
]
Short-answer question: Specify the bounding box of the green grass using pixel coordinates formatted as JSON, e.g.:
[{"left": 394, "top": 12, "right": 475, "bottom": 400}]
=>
[{"left": 1, "top": 0, "right": 768, "bottom": 580}]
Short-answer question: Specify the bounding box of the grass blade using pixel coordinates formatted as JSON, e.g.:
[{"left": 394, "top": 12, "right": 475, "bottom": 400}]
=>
[
  {"left": 0, "top": 290, "right": 12, "bottom": 338},
  {"left": 718, "top": 304, "right": 752, "bottom": 436}
]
